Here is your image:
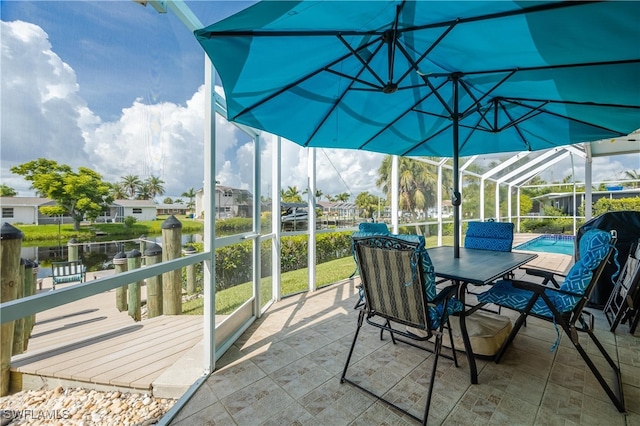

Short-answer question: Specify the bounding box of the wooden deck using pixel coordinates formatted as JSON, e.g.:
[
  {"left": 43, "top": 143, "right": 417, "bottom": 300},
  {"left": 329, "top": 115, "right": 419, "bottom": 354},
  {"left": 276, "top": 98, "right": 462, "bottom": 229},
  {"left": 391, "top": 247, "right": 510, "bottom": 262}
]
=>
[{"left": 10, "top": 275, "right": 204, "bottom": 395}]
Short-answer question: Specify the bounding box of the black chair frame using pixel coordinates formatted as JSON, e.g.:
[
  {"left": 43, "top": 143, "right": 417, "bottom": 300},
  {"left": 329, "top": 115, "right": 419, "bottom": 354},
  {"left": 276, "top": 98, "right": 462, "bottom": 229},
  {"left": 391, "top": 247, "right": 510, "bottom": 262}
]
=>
[
  {"left": 341, "top": 235, "right": 459, "bottom": 425},
  {"left": 491, "top": 239, "right": 625, "bottom": 413}
]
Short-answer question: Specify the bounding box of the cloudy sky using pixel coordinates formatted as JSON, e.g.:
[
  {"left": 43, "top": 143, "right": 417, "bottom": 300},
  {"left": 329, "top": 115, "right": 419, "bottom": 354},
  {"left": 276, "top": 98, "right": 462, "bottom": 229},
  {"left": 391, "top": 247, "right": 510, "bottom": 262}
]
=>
[{"left": 1, "top": 1, "right": 638, "bottom": 201}]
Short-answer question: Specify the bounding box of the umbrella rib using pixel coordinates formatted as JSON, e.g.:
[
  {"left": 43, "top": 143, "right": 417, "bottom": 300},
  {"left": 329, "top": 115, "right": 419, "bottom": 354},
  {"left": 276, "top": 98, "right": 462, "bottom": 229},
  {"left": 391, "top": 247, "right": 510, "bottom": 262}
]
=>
[
  {"left": 497, "top": 102, "right": 533, "bottom": 150},
  {"left": 459, "top": 70, "right": 518, "bottom": 119},
  {"left": 357, "top": 79, "right": 450, "bottom": 150},
  {"left": 231, "top": 37, "right": 381, "bottom": 121},
  {"left": 305, "top": 37, "right": 384, "bottom": 146},
  {"left": 500, "top": 97, "right": 640, "bottom": 110},
  {"left": 458, "top": 112, "right": 489, "bottom": 153},
  {"left": 336, "top": 34, "right": 386, "bottom": 87},
  {"left": 398, "top": 1, "right": 598, "bottom": 35},
  {"left": 395, "top": 21, "right": 458, "bottom": 85},
  {"left": 459, "top": 58, "right": 640, "bottom": 78},
  {"left": 199, "top": 2, "right": 594, "bottom": 39},
  {"left": 400, "top": 124, "right": 452, "bottom": 157},
  {"left": 323, "top": 68, "right": 382, "bottom": 91},
  {"left": 502, "top": 99, "right": 630, "bottom": 136},
  {"left": 387, "top": 4, "right": 402, "bottom": 84}
]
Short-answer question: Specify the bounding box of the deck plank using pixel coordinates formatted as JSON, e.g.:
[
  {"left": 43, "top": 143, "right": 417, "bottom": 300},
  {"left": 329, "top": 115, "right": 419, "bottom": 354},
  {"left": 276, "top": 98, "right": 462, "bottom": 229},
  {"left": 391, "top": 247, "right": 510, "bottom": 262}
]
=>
[{"left": 11, "top": 275, "right": 205, "bottom": 394}]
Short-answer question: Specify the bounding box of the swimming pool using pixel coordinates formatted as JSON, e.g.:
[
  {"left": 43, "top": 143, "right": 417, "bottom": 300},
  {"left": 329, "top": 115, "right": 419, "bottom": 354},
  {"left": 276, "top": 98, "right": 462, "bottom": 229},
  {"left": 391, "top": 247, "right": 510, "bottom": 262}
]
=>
[{"left": 514, "top": 235, "right": 575, "bottom": 256}]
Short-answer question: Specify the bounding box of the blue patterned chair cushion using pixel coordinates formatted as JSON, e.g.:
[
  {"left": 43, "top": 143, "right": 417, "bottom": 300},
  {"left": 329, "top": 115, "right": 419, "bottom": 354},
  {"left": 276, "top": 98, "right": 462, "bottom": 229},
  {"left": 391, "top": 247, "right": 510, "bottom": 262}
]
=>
[
  {"left": 429, "top": 299, "right": 464, "bottom": 329},
  {"left": 465, "top": 221, "right": 514, "bottom": 252},
  {"left": 478, "top": 229, "right": 613, "bottom": 316}
]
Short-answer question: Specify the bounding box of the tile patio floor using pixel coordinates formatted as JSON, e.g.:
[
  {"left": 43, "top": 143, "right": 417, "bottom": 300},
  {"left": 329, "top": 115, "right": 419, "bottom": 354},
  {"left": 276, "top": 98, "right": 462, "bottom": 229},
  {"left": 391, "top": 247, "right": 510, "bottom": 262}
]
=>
[{"left": 169, "top": 252, "right": 640, "bottom": 425}]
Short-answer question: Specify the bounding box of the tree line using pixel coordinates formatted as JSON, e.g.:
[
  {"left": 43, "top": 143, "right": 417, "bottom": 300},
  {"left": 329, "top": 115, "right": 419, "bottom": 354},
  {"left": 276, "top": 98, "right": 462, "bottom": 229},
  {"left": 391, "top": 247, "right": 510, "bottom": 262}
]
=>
[
  {"left": 4, "top": 158, "right": 198, "bottom": 230},
  {"left": 4, "top": 157, "right": 638, "bottom": 231}
]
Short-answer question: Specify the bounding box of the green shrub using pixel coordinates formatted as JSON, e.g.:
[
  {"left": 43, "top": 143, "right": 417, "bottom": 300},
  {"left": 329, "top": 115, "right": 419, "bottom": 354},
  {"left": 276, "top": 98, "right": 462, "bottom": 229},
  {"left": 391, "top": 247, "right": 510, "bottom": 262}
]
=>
[
  {"left": 520, "top": 217, "right": 575, "bottom": 234},
  {"left": 207, "top": 231, "right": 353, "bottom": 291},
  {"left": 216, "top": 217, "right": 253, "bottom": 234},
  {"left": 123, "top": 216, "right": 137, "bottom": 228},
  {"left": 592, "top": 197, "right": 640, "bottom": 216}
]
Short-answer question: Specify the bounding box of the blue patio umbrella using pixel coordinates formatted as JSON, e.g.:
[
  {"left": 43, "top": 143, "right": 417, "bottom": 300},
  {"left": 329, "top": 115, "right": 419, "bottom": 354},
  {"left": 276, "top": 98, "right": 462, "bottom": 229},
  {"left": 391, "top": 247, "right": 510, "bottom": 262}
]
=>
[{"left": 195, "top": 0, "right": 640, "bottom": 256}]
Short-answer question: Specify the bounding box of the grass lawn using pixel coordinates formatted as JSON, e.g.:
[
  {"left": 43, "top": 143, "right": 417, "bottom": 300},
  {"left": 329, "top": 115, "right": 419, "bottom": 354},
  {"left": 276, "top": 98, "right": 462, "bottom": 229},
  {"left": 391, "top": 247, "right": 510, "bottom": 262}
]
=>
[
  {"left": 18, "top": 216, "right": 203, "bottom": 245},
  {"left": 183, "top": 256, "right": 357, "bottom": 315},
  {"left": 182, "top": 234, "right": 455, "bottom": 316}
]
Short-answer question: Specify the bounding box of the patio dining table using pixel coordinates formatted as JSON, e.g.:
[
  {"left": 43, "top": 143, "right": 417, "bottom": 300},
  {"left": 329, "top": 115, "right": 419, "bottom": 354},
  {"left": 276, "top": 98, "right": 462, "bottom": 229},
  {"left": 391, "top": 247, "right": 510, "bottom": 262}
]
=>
[{"left": 428, "top": 246, "right": 538, "bottom": 384}]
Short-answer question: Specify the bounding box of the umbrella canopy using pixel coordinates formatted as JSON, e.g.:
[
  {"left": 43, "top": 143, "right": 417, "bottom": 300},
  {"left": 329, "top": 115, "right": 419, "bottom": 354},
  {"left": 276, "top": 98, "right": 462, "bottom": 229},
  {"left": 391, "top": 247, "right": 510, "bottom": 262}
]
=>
[{"left": 195, "top": 0, "right": 640, "bottom": 255}]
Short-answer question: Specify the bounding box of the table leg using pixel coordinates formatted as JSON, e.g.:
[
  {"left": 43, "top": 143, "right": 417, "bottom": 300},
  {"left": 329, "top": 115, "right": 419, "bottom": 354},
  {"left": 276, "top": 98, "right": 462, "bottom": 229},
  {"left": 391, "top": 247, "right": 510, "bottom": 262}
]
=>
[{"left": 457, "top": 281, "right": 478, "bottom": 384}]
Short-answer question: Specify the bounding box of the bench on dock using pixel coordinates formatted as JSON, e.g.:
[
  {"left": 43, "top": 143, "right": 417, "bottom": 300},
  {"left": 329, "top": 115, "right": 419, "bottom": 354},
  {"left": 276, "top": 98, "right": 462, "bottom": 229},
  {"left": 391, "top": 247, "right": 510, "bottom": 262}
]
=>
[{"left": 51, "top": 260, "right": 86, "bottom": 290}]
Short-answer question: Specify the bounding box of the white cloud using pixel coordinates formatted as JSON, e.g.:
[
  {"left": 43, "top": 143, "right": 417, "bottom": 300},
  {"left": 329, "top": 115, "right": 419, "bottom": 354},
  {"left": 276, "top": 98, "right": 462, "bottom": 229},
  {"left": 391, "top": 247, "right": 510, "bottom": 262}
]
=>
[{"left": 1, "top": 20, "right": 89, "bottom": 190}]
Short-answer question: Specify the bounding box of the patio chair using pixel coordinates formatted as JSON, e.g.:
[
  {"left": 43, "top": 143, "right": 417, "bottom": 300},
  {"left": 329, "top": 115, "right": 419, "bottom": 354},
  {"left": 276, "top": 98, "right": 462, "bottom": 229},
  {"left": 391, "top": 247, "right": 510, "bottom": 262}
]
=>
[
  {"left": 341, "top": 234, "right": 463, "bottom": 424},
  {"left": 477, "top": 229, "right": 625, "bottom": 412}
]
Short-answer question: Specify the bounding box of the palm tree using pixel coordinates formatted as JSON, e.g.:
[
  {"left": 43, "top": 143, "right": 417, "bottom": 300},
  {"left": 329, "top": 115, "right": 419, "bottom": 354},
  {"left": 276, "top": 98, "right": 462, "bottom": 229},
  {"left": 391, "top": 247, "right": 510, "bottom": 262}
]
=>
[
  {"left": 335, "top": 192, "right": 350, "bottom": 202},
  {"left": 181, "top": 187, "right": 197, "bottom": 210},
  {"left": 136, "top": 184, "right": 153, "bottom": 200},
  {"left": 120, "top": 174, "right": 142, "bottom": 199},
  {"left": 302, "top": 188, "right": 323, "bottom": 199},
  {"left": 145, "top": 175, "right": 166, "bottom": 199},
  {"left": 281, "top": 186, "right": 303, "bottom": 202},
  {"left": 377, "top": 156, "right": 438, "bottom": 217},
  {"left": 110, "top": 182, "right": 128, "bottom": 199}
]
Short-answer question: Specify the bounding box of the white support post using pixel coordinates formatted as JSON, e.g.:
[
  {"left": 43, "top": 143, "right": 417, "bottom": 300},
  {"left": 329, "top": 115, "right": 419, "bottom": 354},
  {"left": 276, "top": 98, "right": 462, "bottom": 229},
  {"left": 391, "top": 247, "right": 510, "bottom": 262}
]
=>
[
  {"left": 516, "top": 187, "right": 521, "bottom": 232},
  {"left": 507, "top": 184, "right": 513, "bottom": 223},
  {"left": 253, "top": 134, "right": 261, "bottom": 315},
  {"left": 585, "top": 145, "right": 593, "bottom": 220},
  {"left": 571, "top": 153, "right": 577, "bottom": 234},
  {"left": 437, "top": 160, "right": 443, "bottom": 246},
  {"left": 480, "top": 177, "right": 485, "bottom": 221},
  {"left": 272, "top": 135, "right": 281, "bottom": 301},
  {"left": 391, "top": 155, "right": 399, "bottom": 234},
  {"left": 308, "top": 148, "right": 316, "bottom": 292},
  {"left": 203, "top": 55, "right": 216, "bottom": 373},
  {"left": 495, "top": 183, "right": 500, "bottom": 221}
]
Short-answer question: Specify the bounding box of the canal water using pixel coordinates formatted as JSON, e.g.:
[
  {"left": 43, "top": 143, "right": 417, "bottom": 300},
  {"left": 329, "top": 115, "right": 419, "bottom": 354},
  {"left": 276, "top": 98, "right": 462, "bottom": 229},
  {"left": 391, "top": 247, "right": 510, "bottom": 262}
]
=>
[{"left": 21, "top": 234, "right": 202, "bottom": 279}]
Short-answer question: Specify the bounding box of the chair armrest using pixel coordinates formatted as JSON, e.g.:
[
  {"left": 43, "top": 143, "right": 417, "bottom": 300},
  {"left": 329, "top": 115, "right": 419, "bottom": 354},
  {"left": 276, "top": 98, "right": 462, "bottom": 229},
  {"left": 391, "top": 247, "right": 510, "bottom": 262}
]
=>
[
  {"left": 510, "top": 279, "right": 582, "bottom": 298},
  {"left": 522, "top": 267, "right": 566, "bottom": 288},
  {"left": 431, "top": 283, "right": 459, "bottom": 306},
  {"left": 523, "top": 267, "right": 566, "bottom": 279}
]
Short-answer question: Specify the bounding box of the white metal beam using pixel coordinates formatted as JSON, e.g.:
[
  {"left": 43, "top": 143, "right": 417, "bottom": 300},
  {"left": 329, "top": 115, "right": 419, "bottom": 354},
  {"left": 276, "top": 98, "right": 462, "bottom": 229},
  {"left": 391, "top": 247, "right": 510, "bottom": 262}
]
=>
[
  {"left": 308, "top": 148, "right": 317, "bottom": 292},
  {"left": 481, "top": 151, "right": 530, "bottom": 179},
  {"left": 511, "top": 152, "right": 571, "bottom": 186},
  {"left": 496, "top": 149, "right": 562, "bottom": 184},
  {"left": 392, "top": 156, "right": 399, "bottom": 233},
  {"left": 584, "top": 143, "right": 593, "bottom": 220}
]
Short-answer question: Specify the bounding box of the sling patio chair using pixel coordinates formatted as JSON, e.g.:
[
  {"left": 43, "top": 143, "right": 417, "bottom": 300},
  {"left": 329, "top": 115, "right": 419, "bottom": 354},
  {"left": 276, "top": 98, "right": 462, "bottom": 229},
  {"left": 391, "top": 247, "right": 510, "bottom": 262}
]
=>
[
  {"left": 477, "top": 229, "right": 625, "bottom": 413},
  {"left": 341, "top": 233, "right": 463, "bottom": 424}
]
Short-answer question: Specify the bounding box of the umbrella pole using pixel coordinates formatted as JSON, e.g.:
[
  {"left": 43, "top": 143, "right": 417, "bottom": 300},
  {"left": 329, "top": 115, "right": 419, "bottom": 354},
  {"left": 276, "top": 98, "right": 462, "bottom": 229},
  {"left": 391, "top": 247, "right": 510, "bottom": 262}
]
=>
[{"left": 452, "top": 75, "right": 461, "bottom": 258}]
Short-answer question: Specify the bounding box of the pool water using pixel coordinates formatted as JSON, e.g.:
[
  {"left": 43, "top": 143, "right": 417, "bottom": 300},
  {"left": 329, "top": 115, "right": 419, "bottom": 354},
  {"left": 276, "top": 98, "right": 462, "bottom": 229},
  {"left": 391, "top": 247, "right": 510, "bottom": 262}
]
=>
[{"left": 514, "top": 235, "right": 575, "bottom": 256}]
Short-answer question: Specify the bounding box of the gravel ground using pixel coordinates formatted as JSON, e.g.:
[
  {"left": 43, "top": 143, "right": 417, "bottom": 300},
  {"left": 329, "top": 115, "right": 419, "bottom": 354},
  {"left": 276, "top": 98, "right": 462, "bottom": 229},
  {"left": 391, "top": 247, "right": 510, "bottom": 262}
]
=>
[{"left": 0, "top": 387, "right": 175, "bottom": 425}]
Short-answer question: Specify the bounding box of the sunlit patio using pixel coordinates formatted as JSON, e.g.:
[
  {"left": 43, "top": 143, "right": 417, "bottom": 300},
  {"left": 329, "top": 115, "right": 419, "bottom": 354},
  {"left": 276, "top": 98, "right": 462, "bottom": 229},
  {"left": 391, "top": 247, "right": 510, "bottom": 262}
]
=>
[{"left": 168, "top": 254, "right": 640, "bottom": 425}]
